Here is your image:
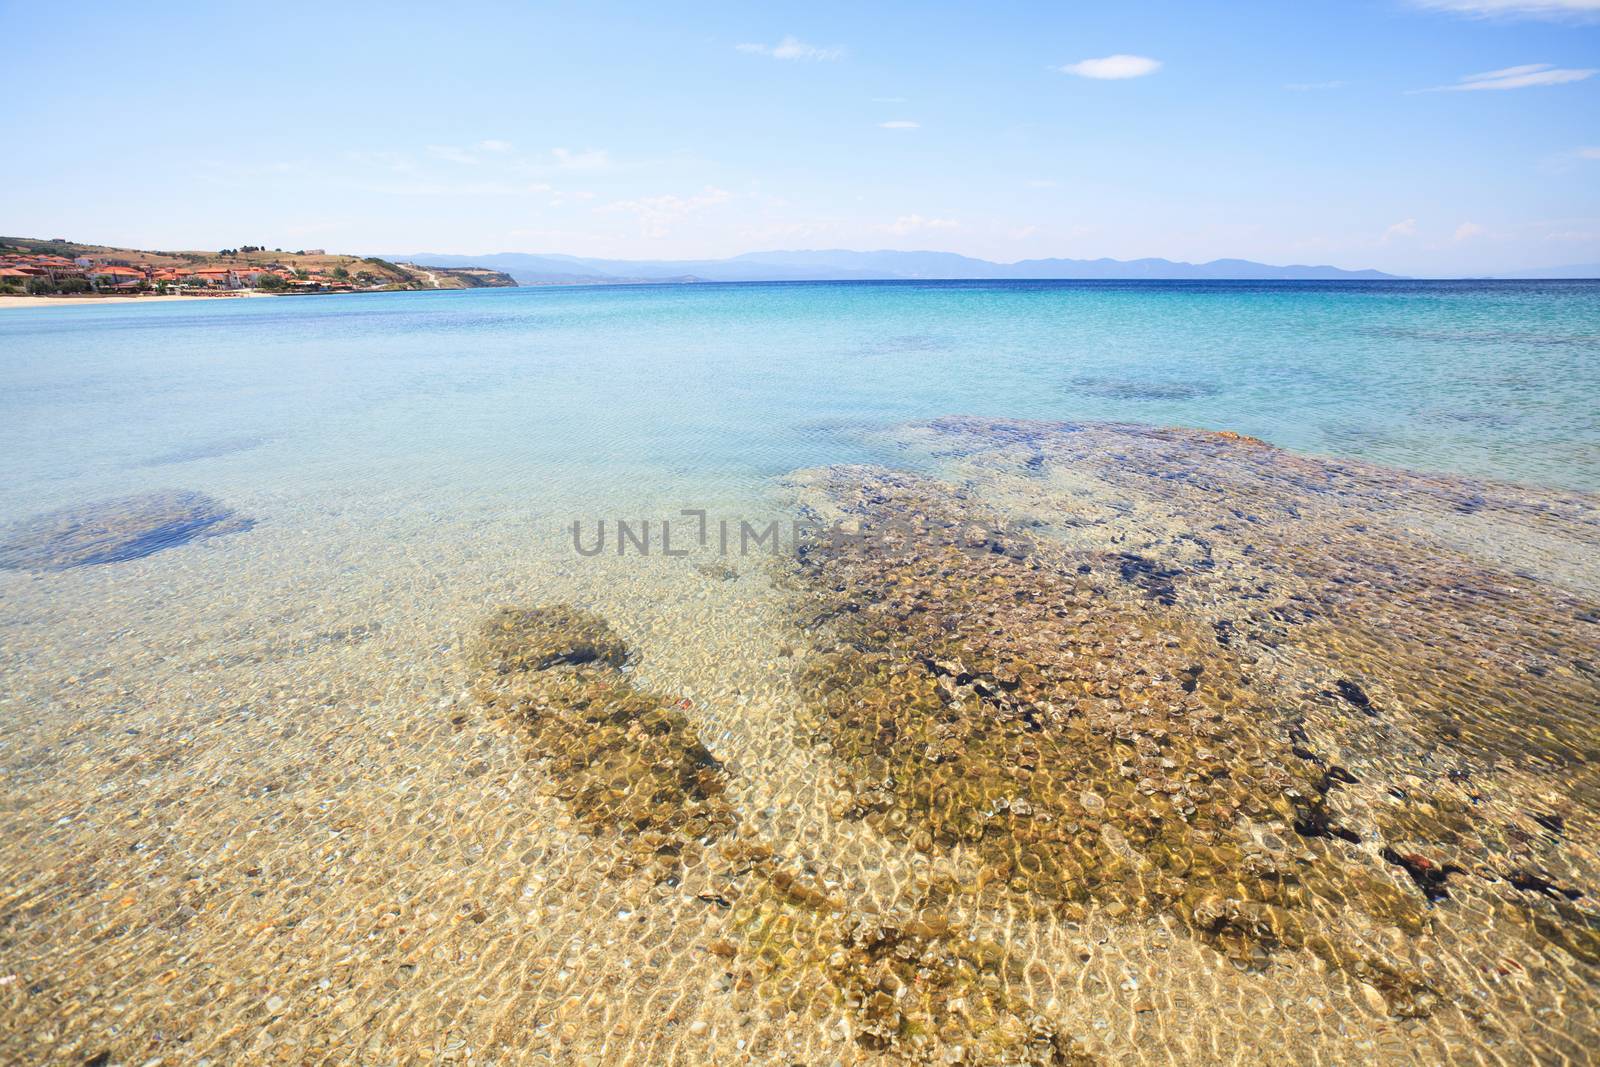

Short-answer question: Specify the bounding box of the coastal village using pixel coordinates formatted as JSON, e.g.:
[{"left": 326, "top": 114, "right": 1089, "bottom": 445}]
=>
[{"left": 0, "top": 237, "right": 514, "bottom": 298}]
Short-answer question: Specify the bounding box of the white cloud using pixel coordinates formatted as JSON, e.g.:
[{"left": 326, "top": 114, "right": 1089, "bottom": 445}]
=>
[
  {"left": 551, "top": 147, "right": 611, "bottom": 171},
  {"left": 600, "top": 187, "right": 732, "bottom": 238},
  {"left": 736, "top": 36, "right": 843, "bottom": 61},
  {"left": 1026, "top": 179, "right": 1059, "bottom": 188},
  {"left": 1579, "top": 147, "right": 1600, "bottom": 159},
  {"left": 879, "top": 214, "right": 960, "bottom": 236},
  {"left": 879, "top": 120, "right": 920, "bottom": 129},
  {"left": 1061, "top": 54, "right": 1162, "bottom": 80},
  {"left": 1455, "top": 221, "right": 1486, "bottom": 240},
  {"left": 476, "top": 139, "right": 513, "bottom": 153},
  {"left": 1410, "top": 0, "right": 1600, "bottom": 19},
  {"left": 1383, "top": 218, "right": 1419, "bottom": 243},
  {"left": 1415, "top": 63, "right": 1598, "bottom": 91},
  {"left": 1284, "top": 80, "right": 1347, "bottom": 91}
]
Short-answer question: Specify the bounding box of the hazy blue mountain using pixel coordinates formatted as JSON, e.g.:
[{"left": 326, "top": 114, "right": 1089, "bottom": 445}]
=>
[{"left": 380, "top": 249, "right": 1401, "bottom": 284}]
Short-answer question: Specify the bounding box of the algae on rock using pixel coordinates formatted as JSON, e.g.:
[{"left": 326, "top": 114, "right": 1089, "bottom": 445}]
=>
[
  {"left": 470, "top": 604, "right": 734, "bottom": 876},
  {"left": 781, "top": 465, "right": 1442, "bottom": 1014},
  {"left": 469, "top": 604, "right": 630, "bottom": 674},
  {"left": 465, "top": 601, "right": 1099, "bottom": 1062}
]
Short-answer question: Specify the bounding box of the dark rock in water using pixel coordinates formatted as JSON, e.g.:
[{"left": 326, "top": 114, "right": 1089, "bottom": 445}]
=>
[
  {"left": 1323, "top": 764, "right": 1360, "bottom": 786},
  {"left": 1116, "top": 552, "right": 1182, "bottom": 604},
  {"left": 1505, "top": 868, "right": 1584, "bottom": 901},
  {"left": 0, "top": 490, "right": 253, "bottom": 571},
  {"left": 1381, "top": 848, "right": 1460, "bottom": 902},
  {"left": 1332, "top": 679, "right": 1374, "bottom": 714},
  {"left": 1292, "top": 802, "right": 1362, "bottom": 844},
  {"left": 1531, "top": 811, "right": 1566, "bottom": 836}
]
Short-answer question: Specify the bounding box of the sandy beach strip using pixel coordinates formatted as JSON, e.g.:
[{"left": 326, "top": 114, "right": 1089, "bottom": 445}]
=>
[{"left": 0, "top": 292, "right": 268, "bottom": 309}]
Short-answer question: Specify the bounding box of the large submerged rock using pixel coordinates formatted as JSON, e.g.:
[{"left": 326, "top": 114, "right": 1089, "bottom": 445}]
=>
[
  {"left": 778, "top": 418, "right": 1600, "bottom": 1025},
  {"left": 465, "top": 602, "right": 1097, "bottom": 1063},
  {"left": 469, "top": 604, "right": 734, "bottom": 867},
  {"left": 0, "top": 490, "right": 253, "bottom": 571}
]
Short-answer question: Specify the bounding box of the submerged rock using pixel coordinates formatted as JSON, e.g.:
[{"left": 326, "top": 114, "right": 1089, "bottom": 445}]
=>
[
  {"left": 0, "top": 490, "right": 252, "bottom": 571},
  {"left": 465, "top": 601, "right": 1095, "bottom": 1061},
  {"left": 735, "top": 865, "right": 1098, "bottom": 1066},
  {"left": 790, "top": 416, "right": 1600, "bottom": 1027},
  {"left": 780, "top": 465, "right": 1450, "bottom": 1014},
  {"left": 469, "top": 604, "right": 733, "bottom": 878},
  {"left": 1068, "top": 376, "right": 1221, "bottom": 402},
  {"left": 469, "top": 604, "right": 630, "bottom": 674}
]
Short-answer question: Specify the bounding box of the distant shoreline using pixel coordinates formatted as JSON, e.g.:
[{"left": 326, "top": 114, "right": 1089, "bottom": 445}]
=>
[{"left": 0, "top": 292, "right": 272, "bottom": 309}]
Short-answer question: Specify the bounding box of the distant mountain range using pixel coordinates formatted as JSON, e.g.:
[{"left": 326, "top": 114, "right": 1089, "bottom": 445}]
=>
[{"left": 378, "top": 249, "right": 1403, "bottom": 284}]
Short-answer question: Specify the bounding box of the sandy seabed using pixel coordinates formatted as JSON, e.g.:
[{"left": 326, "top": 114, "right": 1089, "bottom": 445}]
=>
[{"left": 1, "top": 419, "right": 1597, "bottom": 1066}]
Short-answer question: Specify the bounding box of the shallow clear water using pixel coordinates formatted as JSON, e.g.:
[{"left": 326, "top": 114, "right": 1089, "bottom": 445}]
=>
[
  {"left": 3, "top": 281, "right": 1597, "bottom": 528},
  {"left": 2, "top": 281, "right": 1599, "bottom": 1066}
]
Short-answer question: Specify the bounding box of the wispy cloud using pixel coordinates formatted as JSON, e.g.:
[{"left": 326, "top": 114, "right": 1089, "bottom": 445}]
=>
[
  {"left": 879, "top": 120, "right": 920, "bottom": 129},
  {"left": 1382, "top": 218, "right": 1419, "bottom": 243},
  {"left": 879, "top": 214, "right": 960, "bottom": 235},
  {"left": 476, "top": 139, "right": 513, "bottom": 153},
  {"left": 736, "top": 36, "right": 843, "bottom": 61},
  {"left": 599, "top": 187, "right": 733, "bottom": 238},
  {"left": 1060, "top": 54, "right": 1162, "bottom": 80},
  {"left": 1455, "top": 221, "right": 1486, "bottom": 240},
  {"left": 1409, "top": 0, "right": 1600, "bottom": 20},
  {"left": 1414, "top": 63, "right": 1597, "bottom": 91},
  {"left": 1544, "top": 225, "right": 1600, "bottom": 242},
  {"left": 1284, "top": 80, "right": 1347, "bottom": 91},
  {"left": 1026, "top": 179, "right": 1059, "bottom": 188},
  {"left": 1578, "top": 147, "right": 1600, "bottom": 159}
]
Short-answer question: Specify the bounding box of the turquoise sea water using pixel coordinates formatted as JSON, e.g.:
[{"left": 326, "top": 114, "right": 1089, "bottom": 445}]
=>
[
  {"left": 4, "top": 281, "right": 1600, "bottom": 1065},
  {"left": 2, "top": 280, "right": 1598, "bottom": 527}
]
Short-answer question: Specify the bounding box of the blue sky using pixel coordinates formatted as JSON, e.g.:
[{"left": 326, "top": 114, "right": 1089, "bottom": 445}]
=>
[{"left": 4, "top": 1, "right": 1597, "bottom": 274}]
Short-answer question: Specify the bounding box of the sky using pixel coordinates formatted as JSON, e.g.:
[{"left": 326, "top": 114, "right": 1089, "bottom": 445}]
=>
[{"left": 3, "top": 1, "right": 1598, "bottom": 275}]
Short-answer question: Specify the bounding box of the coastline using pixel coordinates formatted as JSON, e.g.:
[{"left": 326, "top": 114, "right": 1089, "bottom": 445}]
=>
[{"left": 0, "top": 292, "right": 269, "bottom": 309}]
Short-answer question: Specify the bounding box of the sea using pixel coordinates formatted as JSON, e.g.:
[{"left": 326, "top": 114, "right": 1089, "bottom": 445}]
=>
[{"left": 1, "top": 280, "right": 1597, "bottom": 1066}]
